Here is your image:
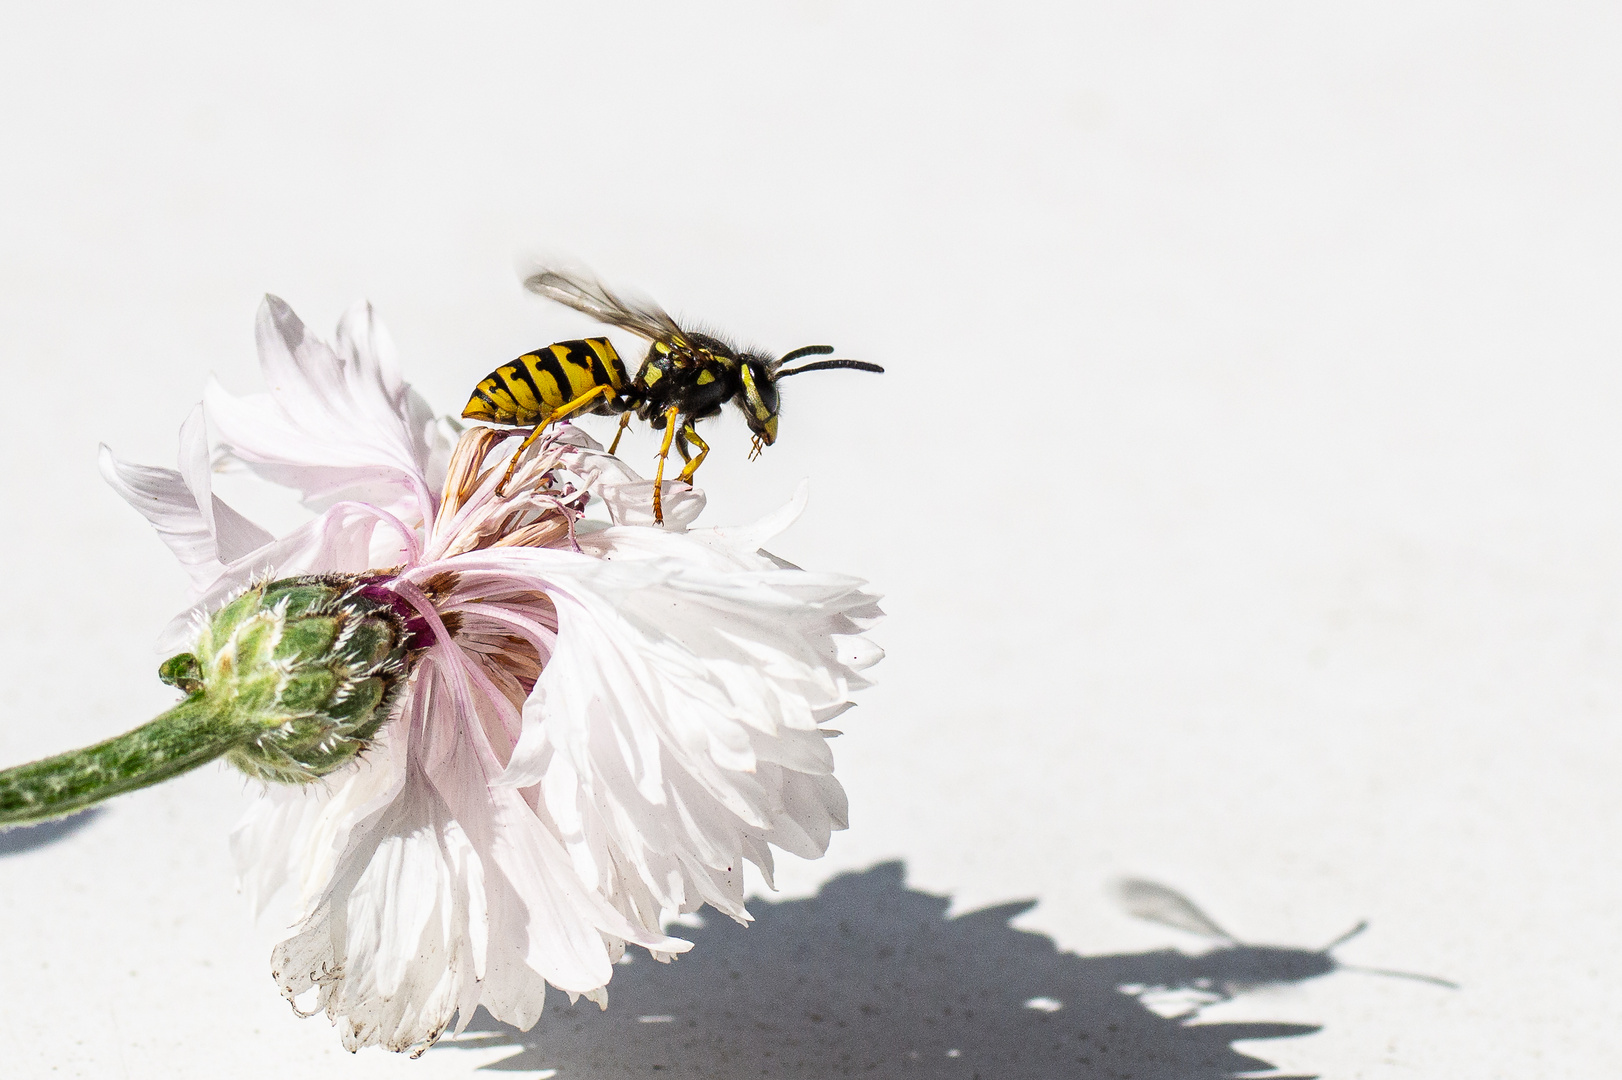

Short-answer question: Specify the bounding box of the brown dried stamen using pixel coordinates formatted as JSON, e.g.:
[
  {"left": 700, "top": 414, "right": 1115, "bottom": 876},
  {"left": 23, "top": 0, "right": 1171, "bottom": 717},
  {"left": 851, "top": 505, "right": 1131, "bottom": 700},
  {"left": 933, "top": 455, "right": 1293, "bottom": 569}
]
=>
[
  {"left": 439, "top": 427, "right": 506, "bottom": 519},
  {"left": 417, "top": 570, "right": 462, "bottom": 603},
  {"left": 433, "top": 425, "right": 590, "bottom": 556},
  {"left": 490, "top": 519, "right": 573, "bottom": 550}
]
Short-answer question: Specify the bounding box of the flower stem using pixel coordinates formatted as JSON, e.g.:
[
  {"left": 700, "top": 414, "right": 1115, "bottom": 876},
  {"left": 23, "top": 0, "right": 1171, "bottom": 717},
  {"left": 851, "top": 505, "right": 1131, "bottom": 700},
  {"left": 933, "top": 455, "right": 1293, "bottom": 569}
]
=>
[
  {"left": 0, "top": 574, "right": 421, "bottom": 827},
  {"left": 0, "top": 696, "right": 245, "bottom": 827}
]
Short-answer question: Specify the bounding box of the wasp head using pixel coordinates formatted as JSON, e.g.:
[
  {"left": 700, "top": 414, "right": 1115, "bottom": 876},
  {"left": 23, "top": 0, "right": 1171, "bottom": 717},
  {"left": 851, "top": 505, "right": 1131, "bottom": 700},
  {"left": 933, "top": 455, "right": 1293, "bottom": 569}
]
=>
[
  {"left": 738, "top": 357, "right": 780, "bottom": 447},
  {"left": 737, "top": 345, "right": 884, "bottom": 458}
]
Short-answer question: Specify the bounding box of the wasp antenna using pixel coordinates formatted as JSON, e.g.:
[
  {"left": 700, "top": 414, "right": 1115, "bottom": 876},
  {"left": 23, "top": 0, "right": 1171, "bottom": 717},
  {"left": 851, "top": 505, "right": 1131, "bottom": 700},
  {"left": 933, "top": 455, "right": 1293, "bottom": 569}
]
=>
[
  {"left": 1321, "top": 920, "right": 1370, "bottom": 953},
  {"left": 773, "top": 344, "right": 835, "bottom": 371},
  {"left": 775, "top": 359, "right": 886, "bottom": 378}
]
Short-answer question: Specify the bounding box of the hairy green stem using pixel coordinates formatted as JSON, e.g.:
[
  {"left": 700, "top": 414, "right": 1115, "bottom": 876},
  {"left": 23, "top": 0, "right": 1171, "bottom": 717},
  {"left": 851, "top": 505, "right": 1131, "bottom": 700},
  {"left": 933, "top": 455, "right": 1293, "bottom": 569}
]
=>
[
  {"left": 0, "top": 574, "right": 418, "bottom": 829},
  {"left": 0, "top": 696, "right": 243, "bottom": 827}
]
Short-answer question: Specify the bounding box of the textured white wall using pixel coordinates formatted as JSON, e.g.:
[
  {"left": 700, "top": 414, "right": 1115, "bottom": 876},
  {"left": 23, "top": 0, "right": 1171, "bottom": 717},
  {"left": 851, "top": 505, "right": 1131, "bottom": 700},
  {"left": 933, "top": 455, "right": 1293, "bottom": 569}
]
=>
[{"left": 0, "top": 3, "right": 1616, "bottom": 1076}]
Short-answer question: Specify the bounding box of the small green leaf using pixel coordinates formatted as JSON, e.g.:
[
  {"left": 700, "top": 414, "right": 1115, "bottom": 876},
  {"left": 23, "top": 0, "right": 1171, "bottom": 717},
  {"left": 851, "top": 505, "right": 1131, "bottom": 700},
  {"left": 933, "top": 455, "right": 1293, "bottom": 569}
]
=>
[{"left": 158, "top": 653, "right": 203, "bottom": 695}]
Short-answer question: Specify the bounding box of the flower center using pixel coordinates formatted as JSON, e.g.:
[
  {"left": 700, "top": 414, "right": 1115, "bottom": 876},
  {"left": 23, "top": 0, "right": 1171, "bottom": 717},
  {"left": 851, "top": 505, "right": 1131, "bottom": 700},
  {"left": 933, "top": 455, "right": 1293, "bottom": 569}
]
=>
[{"left": 426, "top": 427, "right": 587, "bottom": 561}]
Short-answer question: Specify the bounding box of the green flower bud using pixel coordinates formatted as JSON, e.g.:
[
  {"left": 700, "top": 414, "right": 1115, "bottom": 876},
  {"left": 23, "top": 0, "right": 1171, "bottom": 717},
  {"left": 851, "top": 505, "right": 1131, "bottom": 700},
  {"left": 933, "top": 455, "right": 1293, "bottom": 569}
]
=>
[
  {"left": 169, "top": 576, "right": 417, "bottom": 784},
  {"left": 0, "top": 574, "right": 423, "bottom": 828}
]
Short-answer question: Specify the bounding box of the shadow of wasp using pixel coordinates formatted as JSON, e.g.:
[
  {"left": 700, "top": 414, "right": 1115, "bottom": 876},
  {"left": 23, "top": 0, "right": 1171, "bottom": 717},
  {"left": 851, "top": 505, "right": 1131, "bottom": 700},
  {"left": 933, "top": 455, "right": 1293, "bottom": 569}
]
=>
[{"left": 1106, "top": 878, "right": 1456, "bottom": 1017}]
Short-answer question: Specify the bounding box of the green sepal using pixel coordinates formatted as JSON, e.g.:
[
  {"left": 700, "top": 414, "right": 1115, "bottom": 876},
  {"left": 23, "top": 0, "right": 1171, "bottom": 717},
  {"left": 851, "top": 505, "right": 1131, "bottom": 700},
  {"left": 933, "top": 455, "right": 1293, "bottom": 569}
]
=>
[
  {"left": 181, "top": 574, "right": 417, "bottom": 784},
  {"left": 0, "top": 574, "right": 422, "bottom": 828},
  {"left": 158, "top": 653, "right": 203, "bottom": 695}
]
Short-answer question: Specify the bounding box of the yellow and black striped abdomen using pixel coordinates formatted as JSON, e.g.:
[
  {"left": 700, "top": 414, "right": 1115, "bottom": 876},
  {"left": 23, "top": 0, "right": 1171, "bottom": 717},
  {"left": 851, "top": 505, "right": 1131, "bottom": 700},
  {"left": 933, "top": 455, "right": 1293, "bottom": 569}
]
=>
[{"left": 462, "top": 337, "right": 629, "bottom": 425}]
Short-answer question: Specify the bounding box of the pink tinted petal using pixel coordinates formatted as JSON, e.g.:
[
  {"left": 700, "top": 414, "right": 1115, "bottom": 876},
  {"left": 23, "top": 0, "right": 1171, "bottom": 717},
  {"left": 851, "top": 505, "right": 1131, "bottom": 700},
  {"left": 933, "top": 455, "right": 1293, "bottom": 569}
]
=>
[
  {"left": 175, "top": 404, "right": 273, "bottom": 564},
  {"left": 556, "top": 444, "right": 707, "bottom": 530},
  {"left": 414, "top": 660, "right": 688, "bottom": 987},
  {"left": 99, "top": 443, "right": 272, "bottom": 591},
  {"left": 177, "top": 405, "right": 216, "bottom": 541},
  {"left": 232, "top": 729, "right": 411, "bottom": 923},
  {"left": 437, "top": 539, "right": 874, "bottom": 927},
  {"left": 333, "top": 300, "right": 439, "bottom": 478},
  {"left": 271, "top": 767, "right": 481, "bottom": 1054},
  {"left": 203, "top": 296, "right": 441, "bottom": 525},
  {"left": 154, "top": 501, "right": 405, "bottom": 653},
  {"left": 100, "top": 448, "right": 218, "bottom": 588}
]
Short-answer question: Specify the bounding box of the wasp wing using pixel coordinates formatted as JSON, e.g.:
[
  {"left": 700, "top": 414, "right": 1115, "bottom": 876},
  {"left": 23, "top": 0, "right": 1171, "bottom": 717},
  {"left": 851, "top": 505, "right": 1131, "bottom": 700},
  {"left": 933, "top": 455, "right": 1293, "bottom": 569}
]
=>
[
  {"left": 523, "top": 267, "right": 686, "bottom": 344},
  {"left": 1110, "top": 879, "right": 1239, "bottom": 943}
]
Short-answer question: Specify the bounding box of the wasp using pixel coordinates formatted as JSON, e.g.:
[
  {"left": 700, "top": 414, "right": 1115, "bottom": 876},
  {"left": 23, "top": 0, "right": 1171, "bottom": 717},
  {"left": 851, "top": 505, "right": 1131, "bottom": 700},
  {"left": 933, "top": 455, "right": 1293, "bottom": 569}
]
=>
[{"left": 460, "top": 268, "right": 884, "bottom": 524}]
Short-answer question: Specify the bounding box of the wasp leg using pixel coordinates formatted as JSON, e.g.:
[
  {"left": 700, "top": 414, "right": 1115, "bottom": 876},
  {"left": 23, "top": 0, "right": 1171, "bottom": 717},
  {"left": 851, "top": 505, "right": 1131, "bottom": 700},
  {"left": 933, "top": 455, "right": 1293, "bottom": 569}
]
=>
[
  {"left": 607, "top": 411, "right": 633, "bottom": 455},
  {"left": 493, "top": 426, "right": 545, "bottom": 498},
  {"left": 676, "top": 424, "right": 709, "bottom": 483},
  {"left": 494, "top": 384, "right": 615, "bottom": 496},
  {"left": 651, "top": 405, "right": 681, "bottom": 525}
]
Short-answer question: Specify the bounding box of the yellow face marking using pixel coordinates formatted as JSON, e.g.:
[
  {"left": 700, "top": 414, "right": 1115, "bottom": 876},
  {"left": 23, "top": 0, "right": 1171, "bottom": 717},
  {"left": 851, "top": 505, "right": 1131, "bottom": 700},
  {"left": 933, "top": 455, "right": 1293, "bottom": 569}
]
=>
[{"left": 740, "top": 366, "right": 772, "bottom": 420}]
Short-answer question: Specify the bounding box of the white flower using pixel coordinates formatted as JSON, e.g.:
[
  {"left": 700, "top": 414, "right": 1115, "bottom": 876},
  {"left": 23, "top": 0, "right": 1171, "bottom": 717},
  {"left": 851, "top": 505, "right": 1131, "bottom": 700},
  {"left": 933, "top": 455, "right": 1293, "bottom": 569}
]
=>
[{"left": 101, "top": 297, "right": 882, "bottom": 1054}]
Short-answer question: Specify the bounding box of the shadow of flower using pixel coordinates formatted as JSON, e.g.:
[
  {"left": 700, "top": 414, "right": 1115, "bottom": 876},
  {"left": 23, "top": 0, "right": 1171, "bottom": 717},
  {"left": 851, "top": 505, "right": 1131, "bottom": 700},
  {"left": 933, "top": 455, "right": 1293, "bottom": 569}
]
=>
[
  {"left": 0, "top": 808, "right": 100, "bottom": 856},
  {"left": 443, "top": 862, "right": 1333, "bottom": 1079}
]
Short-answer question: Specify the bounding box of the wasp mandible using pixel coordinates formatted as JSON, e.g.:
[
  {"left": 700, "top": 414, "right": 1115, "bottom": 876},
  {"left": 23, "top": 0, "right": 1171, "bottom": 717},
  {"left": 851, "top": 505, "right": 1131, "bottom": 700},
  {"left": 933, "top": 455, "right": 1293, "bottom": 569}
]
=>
[{"left": 461, "top": 268, "right": 884, "bottom": 524}]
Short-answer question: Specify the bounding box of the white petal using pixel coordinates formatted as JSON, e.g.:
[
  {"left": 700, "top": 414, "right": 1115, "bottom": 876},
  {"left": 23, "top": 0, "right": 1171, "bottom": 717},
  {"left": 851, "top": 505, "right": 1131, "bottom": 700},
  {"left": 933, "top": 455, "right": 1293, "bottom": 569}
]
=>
[
  {"left": 203, "top": 296, "right": 446, "bottom": 526},
  {"left": 266, "top": 659, "right": 690, "bottom": 1053},
  {"left": 594, "top": 479, "right": 707, "bottom": 530},
  {"left": 231, "top": 728, "right": 410, "bottom": 922},
  {"left": 176, "top": 404, "right": 274, "bottom": 564},
  {"left": 99, "top": 441, "right": 272, "bottom": 592},
  {"left": 177, "top": 405, "right": 217, "bottom": 544},
  {"left": 561, "top": 444, "right": 708, "bottom": 530},
  {"left": 413, "top": 654, "right": 689, "bottom": 970},
  {"left": 438, "top": 534, "right": 878, "bottom": 928},
  {"left": 703, "top": 478, "right": 810, "bottom": 552},
  {"left": 154, "top": 500, "right": 409, "bottom": 653},
  {"left": 271, "top": 768, "right": 480, "bottom": 1055}
]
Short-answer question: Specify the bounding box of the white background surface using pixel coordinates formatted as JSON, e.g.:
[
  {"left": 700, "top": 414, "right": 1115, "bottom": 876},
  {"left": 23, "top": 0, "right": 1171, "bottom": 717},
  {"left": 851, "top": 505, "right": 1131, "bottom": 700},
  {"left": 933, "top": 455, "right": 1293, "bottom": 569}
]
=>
[{"left": 0, "top": 2, "right": 1617, "bottom": 1077}]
